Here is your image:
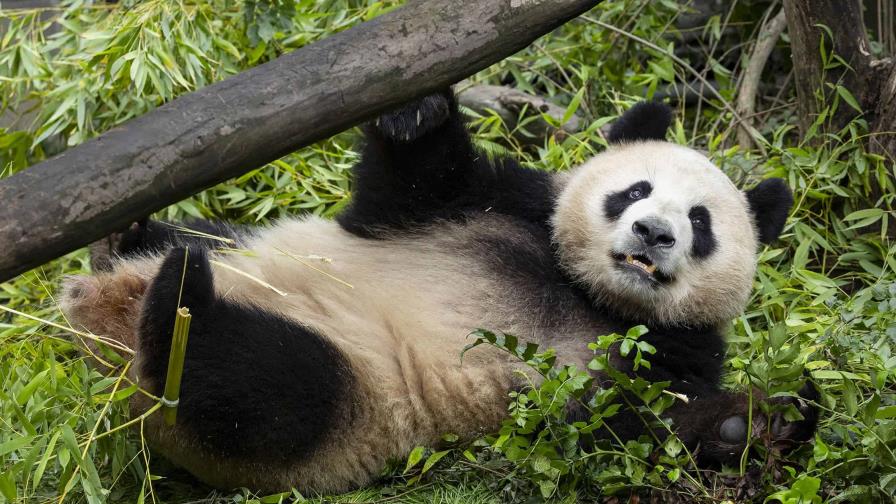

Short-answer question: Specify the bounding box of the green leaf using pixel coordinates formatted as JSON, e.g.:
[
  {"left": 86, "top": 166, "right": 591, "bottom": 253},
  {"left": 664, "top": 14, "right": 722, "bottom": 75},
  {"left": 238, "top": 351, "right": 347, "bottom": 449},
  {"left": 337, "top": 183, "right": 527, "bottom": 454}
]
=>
[
  {"left": 0, "top": 472, "right": 16, "bottom": 501},
  {"left": 403, "top": 446, "right": 425, "bottom": 473},
  {"left": 835, "top": 85, "right": 863, "bottom": 113},
  {"left": 421, "top": 450, "right": 450, "bottom": 474},
  {"left": 0, "top": 435, "right": 33, "bottom": 457},
  {"left": 562, "top": 87, "right": 585, "bottom": 125}
]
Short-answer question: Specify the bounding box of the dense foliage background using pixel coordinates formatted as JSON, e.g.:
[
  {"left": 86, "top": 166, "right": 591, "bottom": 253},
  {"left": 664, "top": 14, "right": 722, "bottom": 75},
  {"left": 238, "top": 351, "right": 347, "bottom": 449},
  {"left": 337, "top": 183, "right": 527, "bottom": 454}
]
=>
[{"left": 1, "top": 0, "right": 894, "bottom": 502}]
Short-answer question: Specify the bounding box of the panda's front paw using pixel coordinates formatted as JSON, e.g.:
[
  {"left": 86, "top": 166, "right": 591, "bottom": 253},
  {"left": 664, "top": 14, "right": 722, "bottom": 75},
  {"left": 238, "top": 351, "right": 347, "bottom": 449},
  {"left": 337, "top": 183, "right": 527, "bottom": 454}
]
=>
[
  {"left": 700, "top": 383, "right": 819, "bottom": 466},
  {"left": 376, "top": 91, "right": 452, "bottom": 143}
]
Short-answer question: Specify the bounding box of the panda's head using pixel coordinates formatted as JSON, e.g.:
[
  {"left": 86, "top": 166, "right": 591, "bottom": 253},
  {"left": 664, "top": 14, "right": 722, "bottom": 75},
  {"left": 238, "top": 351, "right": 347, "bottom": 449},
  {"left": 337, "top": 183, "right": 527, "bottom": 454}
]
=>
[{"left": 552, "top": 102, "right": 792, "bottom": 328}]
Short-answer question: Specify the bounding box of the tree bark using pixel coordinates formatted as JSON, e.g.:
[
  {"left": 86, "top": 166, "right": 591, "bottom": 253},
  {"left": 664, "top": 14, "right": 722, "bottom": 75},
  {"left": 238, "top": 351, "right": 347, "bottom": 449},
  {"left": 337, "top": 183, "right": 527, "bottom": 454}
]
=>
[
  {"left": 784, "top": 0, "right": 895, "bottom": 237},
  {"left": 868, "top": 58, "right": 896, "bottom": 158},
  {"left": 0, "top": 0, "right": 600, "bottom": 283},
  {"left": 783, "top": 0, "right": 874, "bottom": 133}
]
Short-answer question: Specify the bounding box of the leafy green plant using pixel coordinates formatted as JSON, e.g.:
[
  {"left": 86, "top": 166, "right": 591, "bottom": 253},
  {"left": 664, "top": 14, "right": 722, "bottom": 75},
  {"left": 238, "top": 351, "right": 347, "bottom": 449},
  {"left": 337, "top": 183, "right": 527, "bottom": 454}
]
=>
[
  {"left": 456, "top": 328, "right": 708, "bottom": 501},
  {"left": 2, "top": 0, "right": 896, "bottom": 502}
]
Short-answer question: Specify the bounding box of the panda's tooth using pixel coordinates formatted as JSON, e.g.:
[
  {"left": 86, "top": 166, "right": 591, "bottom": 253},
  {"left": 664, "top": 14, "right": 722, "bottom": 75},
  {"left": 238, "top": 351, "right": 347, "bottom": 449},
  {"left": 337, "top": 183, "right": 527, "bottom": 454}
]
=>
[
  {"left": 626, "top": 255, "right": 634, "bottom": 264},
  {"left": 646, "top": 264, "right": 657, "bottom": 274}
]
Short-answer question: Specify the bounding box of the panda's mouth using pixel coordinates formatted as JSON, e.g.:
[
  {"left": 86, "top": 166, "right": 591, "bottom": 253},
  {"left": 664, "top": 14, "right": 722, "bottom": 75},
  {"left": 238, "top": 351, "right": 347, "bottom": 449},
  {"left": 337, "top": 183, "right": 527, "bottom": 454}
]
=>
[
  {"left": 611, "top": 252, "right": 673, "bottom": 284},
  {"left": 625, "top": 254, "right": 656, "bottom": 274}
]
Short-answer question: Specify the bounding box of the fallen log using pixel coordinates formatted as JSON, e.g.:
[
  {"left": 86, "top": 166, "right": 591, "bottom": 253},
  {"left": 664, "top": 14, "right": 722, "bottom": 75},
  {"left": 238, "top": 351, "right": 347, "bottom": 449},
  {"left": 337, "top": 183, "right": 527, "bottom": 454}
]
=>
[
  {"left": 0, "top": 0, "right": 600, "bottom": 283},
  {"left": 457, "top": 84, "right": 584, "bottom": 144}
]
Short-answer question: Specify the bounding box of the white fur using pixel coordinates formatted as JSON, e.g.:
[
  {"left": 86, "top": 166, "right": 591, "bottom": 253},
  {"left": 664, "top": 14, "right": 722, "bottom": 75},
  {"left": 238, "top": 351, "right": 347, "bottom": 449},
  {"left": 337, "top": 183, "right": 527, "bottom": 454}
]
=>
[
  {"left": 552, "top": 141, "right": 759, "bottom": 327},
  {"left": 61, "top": 215, "right": 597, "bottom": 492},
  {"left": 60, "top": 141, "right": 761, "bottom": 492}
]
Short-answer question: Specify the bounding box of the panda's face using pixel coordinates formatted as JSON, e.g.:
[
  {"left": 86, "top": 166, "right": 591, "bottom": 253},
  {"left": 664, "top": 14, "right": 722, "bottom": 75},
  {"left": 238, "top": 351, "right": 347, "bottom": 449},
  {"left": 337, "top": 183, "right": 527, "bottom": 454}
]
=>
[{"left": 552, "top": 141, "right": 759, "bottom": 327}]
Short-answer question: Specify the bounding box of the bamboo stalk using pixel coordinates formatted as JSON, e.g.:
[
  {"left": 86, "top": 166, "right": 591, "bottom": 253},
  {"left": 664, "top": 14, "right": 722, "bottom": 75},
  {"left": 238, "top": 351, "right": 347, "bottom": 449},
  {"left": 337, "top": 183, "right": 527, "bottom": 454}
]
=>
[{"left": 162, "top": 307, "right": 192, "bottom": 426}]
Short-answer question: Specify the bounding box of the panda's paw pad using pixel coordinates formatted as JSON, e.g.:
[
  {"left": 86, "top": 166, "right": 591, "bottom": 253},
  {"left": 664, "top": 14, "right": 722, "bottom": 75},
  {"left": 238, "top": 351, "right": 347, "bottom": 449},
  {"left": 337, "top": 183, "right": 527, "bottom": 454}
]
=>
[
  {"left": 376, "top": 93, "right": 451, "bottom": 143},
  {"left": 715, "top": 384, "right": 818, "bottom": 452}
]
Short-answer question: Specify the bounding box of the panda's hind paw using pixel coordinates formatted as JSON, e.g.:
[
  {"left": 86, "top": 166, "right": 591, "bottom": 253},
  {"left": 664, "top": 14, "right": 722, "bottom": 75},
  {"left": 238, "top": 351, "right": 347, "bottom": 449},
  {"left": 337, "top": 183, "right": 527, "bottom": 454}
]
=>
[{"left": 375, "top": 91, "right": 452, "bottom": 143}]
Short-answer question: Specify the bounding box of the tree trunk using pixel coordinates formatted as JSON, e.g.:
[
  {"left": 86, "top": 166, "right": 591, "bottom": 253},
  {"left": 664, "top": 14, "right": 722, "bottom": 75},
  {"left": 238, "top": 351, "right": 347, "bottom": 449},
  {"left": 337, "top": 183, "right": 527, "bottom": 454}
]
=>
[
  {"left": 0, "top": 0, "right": 600, "bottom": 283},
  {"left": 784, "top": 0, "right": 895, "bottom": 236},
  {"left": 783, "top": 0, "right": 874, "bottom": 134},
  {"left": 868, "top": 58, "right": 896, "bottom": 158}
]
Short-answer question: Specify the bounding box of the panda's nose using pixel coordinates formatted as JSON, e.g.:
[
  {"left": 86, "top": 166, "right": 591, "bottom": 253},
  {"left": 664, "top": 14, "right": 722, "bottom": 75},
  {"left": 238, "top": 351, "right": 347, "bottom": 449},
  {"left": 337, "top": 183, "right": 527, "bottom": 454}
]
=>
[{"left": 632, "top": 218, "right": 676, "bottom": 248}]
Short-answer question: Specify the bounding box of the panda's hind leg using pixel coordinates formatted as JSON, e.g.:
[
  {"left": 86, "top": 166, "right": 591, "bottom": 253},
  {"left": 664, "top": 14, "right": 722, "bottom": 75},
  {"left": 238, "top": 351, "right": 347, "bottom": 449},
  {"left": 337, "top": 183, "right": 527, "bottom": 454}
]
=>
[{"left": 137, "top": 247, "right": 357, "bottom": 490}]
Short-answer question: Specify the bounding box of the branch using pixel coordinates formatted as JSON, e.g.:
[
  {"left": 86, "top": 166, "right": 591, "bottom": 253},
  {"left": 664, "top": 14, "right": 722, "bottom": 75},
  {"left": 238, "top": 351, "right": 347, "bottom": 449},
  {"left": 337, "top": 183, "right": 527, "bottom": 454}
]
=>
[
  {"left": 0, "top": 0, "right": 600, "bottom": 283},
  {"left": 736, "top": 8, "right": 787, "bottom": 149},
  {"left": 457, "top": 84, "right": 583, "bottom": 144}
]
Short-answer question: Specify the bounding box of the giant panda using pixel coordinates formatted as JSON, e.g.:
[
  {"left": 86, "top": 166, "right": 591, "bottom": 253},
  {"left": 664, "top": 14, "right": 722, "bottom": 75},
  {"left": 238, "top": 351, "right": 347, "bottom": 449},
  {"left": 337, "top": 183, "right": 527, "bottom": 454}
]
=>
[{"left": 60, "top": 90, "right": 817, "bottom": 494}]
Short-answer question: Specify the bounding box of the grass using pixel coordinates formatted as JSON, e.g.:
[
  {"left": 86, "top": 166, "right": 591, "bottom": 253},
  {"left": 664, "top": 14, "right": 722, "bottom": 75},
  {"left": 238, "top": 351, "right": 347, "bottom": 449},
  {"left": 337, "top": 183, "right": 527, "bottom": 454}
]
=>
[{"left": 2, "top": 0, "right": 896, "bottom": 502}]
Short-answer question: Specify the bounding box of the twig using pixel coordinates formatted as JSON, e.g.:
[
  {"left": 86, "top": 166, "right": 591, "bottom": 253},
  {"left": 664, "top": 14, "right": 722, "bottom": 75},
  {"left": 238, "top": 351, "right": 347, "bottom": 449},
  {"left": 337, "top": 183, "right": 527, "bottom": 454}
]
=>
[
  {"left": 208, "top": 259, "right": 288, "bottom": 296},
  {"left": 736, "top": 9, "right": 788, "bottom": 149},
  {"left": 0, "top": 304, "right": 135, "bottom": 356}
]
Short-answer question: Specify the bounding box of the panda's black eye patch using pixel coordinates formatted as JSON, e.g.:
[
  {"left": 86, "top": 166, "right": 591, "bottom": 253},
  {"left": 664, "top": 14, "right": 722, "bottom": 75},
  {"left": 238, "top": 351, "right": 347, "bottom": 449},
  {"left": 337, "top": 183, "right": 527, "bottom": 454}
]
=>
[
  {"left": 604, "top": 181, "right": 652, "bottom": 221},
  {"left": 689, "top": 205, "right": 717, "bottom": 258}
]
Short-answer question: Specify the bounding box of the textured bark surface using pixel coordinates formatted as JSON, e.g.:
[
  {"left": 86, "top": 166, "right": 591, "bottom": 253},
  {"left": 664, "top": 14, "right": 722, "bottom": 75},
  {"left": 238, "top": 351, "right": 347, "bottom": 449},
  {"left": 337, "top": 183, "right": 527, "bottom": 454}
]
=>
[
  {"left": 457, "top": 84, "right": 583, "bottom": 144},
  {"left": 869, "top": 58, "right": 896, "bottom": 158},
  {"left": 783, "top": 0, "right": 873, "bottom": 133},
  {"left": 0, "top": 0, "right": 600, "bottom": 282}
]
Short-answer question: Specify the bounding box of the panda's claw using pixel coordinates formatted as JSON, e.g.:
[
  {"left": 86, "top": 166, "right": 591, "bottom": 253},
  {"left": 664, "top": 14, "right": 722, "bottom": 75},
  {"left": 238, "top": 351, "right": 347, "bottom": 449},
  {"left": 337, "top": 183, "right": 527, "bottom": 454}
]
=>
[{"left": 375, "top": 91, "right": 452, "bottom": 143}]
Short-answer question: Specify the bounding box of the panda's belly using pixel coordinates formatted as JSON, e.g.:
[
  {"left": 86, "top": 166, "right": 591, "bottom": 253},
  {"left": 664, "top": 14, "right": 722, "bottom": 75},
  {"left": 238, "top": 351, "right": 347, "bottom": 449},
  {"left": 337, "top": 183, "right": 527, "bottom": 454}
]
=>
[{"left": 208, "top": 215, "right": 597, "bottom": 439}]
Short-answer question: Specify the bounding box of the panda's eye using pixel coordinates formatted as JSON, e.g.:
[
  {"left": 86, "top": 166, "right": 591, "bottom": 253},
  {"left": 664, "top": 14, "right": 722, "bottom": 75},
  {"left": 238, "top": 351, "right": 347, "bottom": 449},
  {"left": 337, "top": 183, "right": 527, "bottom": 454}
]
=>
[
  {"left": 604, "top": 181, "right": 652, "bottom": 221},
  {"left": 688, "top": 205, "right": 717, "bottom": 258}
]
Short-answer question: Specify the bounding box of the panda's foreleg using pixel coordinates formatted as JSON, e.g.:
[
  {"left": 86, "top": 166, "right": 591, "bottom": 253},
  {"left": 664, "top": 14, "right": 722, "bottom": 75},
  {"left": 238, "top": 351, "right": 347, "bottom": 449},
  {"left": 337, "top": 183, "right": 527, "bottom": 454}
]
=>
[
  {"left": 338, "top": 90, "right": 555, "bottom": 234},
  {"left": 337, "top": 90, "right": 480, "bottom": 234},
  {"left": 572, "top": 384, "right": 818, "bottom": 468},
  {"left": 671, "top": 384, "right": 819, "bottom": 468},
  {"left": 135, "top": 247, "right": 359, "bottom": 491}
]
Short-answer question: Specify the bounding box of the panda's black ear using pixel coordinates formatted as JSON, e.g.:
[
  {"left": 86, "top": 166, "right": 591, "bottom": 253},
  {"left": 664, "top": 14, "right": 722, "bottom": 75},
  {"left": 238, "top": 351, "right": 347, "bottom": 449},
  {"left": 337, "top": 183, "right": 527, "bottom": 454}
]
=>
[
  {"left": 607, "top": 101, "right": 673, "bottom": 143},
  {"left": 745, "top": 178, "right": 793, "bottom": 244}
]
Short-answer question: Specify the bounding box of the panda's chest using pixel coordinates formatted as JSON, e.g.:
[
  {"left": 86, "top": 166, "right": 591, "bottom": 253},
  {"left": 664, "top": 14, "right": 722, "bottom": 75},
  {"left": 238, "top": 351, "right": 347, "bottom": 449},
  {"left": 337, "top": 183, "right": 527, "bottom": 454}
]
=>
[{"left": 209, "top": 215, "right": 598, "bottom": 355}]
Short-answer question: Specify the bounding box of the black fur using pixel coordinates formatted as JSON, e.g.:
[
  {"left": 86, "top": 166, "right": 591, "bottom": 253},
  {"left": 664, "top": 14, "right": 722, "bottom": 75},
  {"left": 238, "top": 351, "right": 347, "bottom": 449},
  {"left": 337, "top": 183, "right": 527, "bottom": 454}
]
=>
[
  {"left": 688, "top": 205, "right": 717, "bottom": 258},
  {"left": 376, "top": 93, "right": 451, "bottom": 143},
  {"left": 745, "top": 178, "right": 793, "bottom": 244},
  {"left": 603, "top": 181, "right": 652, "bottom": 221},
  {"left": 117, "top": 219, "right": 248, "bottom": 258},
  {"left": 607, "top": 101, "right": 673, "bottom": 143},
  {"left": 337, "top": 89, "right": 555, "bottom": 237},
  {"left": 123, "top": 92, "right": 812, "bottom": 480},
  {"left": 139, "top": 247, "right": 354, "bottom": 462},
  {"left": 466, "top": 217, "right": 760, "bottom": 462},
  {"left": 568, "top": 322, "right": 817, "bottom": 467}
]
